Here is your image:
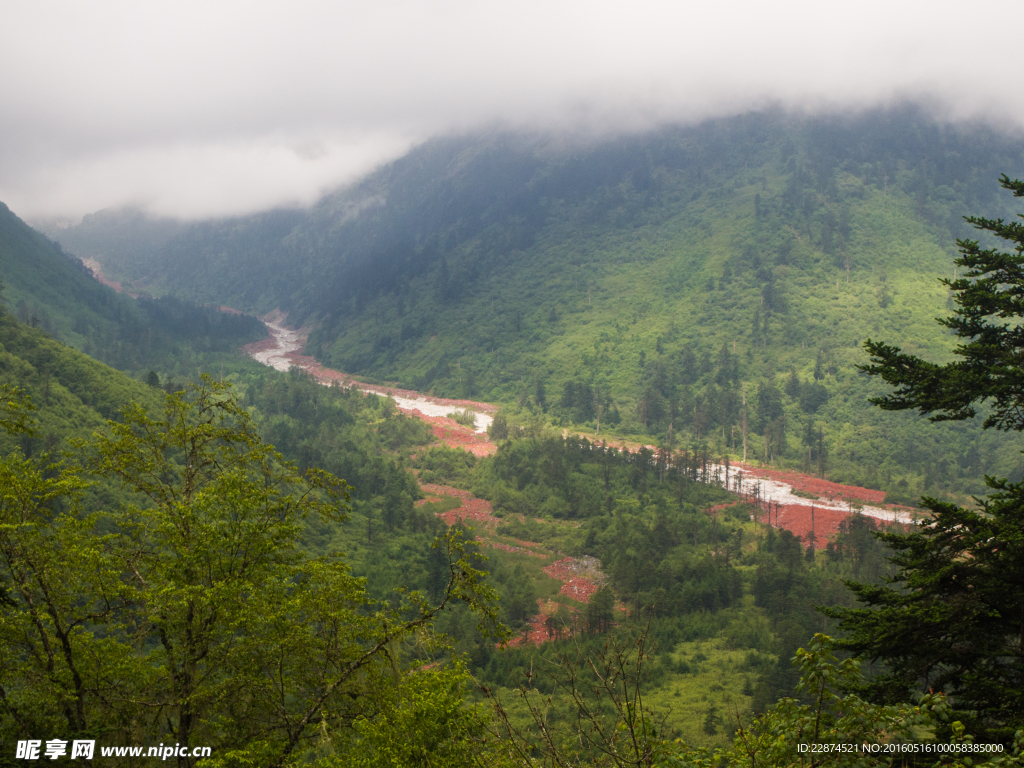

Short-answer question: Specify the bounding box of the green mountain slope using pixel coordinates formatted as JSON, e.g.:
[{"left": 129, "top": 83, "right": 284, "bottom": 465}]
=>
[
  {"left": 0, "top": 306, "right": 447, "bottom": 605},
  {"left": 0, "top": 202, "right": 265, "bottom": 374},
  {"left": 0, "top": 311, "right": 162, "bottom": 483},
  {"left": 45, "top": 107, "right": 1024, "bottom": 497}
]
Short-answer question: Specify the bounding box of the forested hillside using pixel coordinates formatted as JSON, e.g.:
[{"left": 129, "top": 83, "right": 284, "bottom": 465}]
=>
[
  {"left": 0, "top": 311, "right": 161, "bottom": 452},
  {"left": 0, "top": 202, "right": 264, "bottom": 375},
  {"left": 0, "top": 304, "right": 920, "bottom": 754},
  {"left": 9, "top": 108, "right": 1024, "bottom": 762},
  {"left": 0, "top": 303, "right": 514, "bottom": 764},
  {"left": 0, "top": 299, "right": 449, "bottom": 600},
  {"left": 46, "top": 107, "right": 1024, "bottom": 501}
]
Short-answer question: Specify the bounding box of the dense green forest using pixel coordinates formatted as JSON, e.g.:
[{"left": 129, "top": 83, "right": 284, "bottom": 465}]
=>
[
  {"left": 2, "top": 307, "right": 1010, "bottom": 763},
  {"left": 11, "top": 108, "right": 1024, "bottom": 764},
  {"left": 1, "top": 202, "right": 265, "bottom": 377},
  {"left": 0, "top": 309, "right": 500, "bottom": 766},
  {"left": 408, "top": 434, "right": 901, "bottom": 742},
  {"left": 45, "top": 107, "right": 1024, "bottom": 503},
  {"left": 0, "top": 303, "right": 450, "bottom": 609},
  {"left": 0, "top": 307, "right": 977, "bottom": 763}
]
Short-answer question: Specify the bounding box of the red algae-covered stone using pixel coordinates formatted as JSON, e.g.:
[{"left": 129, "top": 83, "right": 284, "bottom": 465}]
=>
[
  {"left": 506, "top": 600, "right": 580, "bottom": 648},
  {"left": 559, "top": 578, "right": 599, "bottom": 602},
  {"left": 737, "top": 464, "right": 886, "bottom": 505},
  {"left": 758, "top": 503, "right": 913, "bottom": 546},
  {"left": 543, "top": 557, "right": 603, "bottom": 603}
]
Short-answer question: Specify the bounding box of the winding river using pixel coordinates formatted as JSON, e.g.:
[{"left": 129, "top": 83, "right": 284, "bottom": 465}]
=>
[
  {"left": 246, "top": 318, "right": 915, "bottom": 532},
  {"left": 249, "top": 319, "right": 494, "bottom": 434}
]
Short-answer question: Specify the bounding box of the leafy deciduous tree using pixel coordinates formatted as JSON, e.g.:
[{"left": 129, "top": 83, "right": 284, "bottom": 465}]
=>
[{"left": 0, "top": 378, "right": 500, "bottom": 766}]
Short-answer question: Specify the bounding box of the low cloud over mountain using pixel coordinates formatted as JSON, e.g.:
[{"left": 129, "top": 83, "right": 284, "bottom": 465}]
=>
[{"left": 2, "top": 0, "right": 1021, "bottom": 220}]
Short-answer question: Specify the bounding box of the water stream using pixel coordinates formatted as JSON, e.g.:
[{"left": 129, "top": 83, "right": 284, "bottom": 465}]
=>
[
  {"left": 250, "top": 320, "right": 494, "bottom": 434},
  {"left": 250, "top": 321, "right": 915, "bottom": 523}
]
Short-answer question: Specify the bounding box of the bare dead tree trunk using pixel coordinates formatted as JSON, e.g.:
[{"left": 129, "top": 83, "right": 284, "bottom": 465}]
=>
[{"left": 741, "top": 390, "right": 748, "bottom": 464}]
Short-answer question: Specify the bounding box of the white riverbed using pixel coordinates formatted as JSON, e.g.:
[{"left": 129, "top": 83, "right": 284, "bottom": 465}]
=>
[
  {"left": 253, "top": 321, "right": 918, "bottom": 515},
  {"left": 705, "top": 462, "right": 918, "bottom": 524},
  {"left": 383, "top": 394, "right": 493, "bottom": 434},
  {"left": 251, "top": 322, "right": 304, "bottom": 371},
  {"left": 250, "top": 320, "right": 493, "bottom": 434}
]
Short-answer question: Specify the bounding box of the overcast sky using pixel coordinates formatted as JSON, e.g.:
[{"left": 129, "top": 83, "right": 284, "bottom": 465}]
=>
[{"left": 2, "top": 1, "right": 1022, "bottom": 221}]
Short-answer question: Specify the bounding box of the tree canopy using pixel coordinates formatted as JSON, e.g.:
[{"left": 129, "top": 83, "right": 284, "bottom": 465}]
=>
[
  {"left": 0, "top": 377, "right": 499, "bottom": 766},
  {"left": 831, "top": 176, "right": 1024, "bottom": 739},
  {"left": 862, "top": 175, "right": 1024, "bottom": 432}
]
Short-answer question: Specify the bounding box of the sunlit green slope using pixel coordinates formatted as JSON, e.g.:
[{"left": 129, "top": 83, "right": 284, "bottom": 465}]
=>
[
  {"left": 45, "top": 107, "right": 1024, "bottom": 496},
  {"left": 304, "top": 111, "right": 1024, "bottom": 496}
]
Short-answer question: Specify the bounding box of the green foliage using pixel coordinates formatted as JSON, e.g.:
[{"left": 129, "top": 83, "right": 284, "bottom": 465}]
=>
[
  {"left": 0, "top": 313, "right": 165, "bottom": 460},
  {"left": 463, "top": 430, "right": 906, "bottom": 714},
  {"left": 488, "top": 412, "right": 509, "bottom": 441},
  {"left": 0, "top": 385, "right": 35, "bottom": 437},
  {"left": 413, "top": 445, "right": 478, "bottom": 486},
  {"left": 487, "top": 622, "right": 663, "bottom": 767},
  {"left": 826, "top": 481, "right": 1024, "bottom": 737},
  {"left": 450, "top": 409, "right": 477, "bottom": 427},
  {"left": 0, "top": 201, "right": 264, "bottom": 379},
  {"left": 863, "top": 174, "right": 1024, "bottom": 433},
  {"left": 488, "top": 630, "right": 1024, "bottom": 768},
  {"left": 244, "top": 367, "right": 431, "bottom": 499},
  {"left": 585, "top": 585, "right": 615, "bottom": 633},
  {"left": 335, "top": 660, "right": 493, "bottom": 768},
  {"left": 0, "top": 377, "right": 501, "bottom": 766},
  {"left": 0, "top": 397, "right": 113, "bottom": 742},
  {"left": 833, "top": 175, "right": 1024, "bottom": 738},
  {"left": 475, "top": 437, "right": 740, "bottom": 611},
  {"left": 659, "top": 635, "right": 1024, "bottom": 767}
]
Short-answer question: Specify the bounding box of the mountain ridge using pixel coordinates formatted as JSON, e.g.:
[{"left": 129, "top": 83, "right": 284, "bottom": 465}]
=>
[{"left": 39, "top": 106, "right": 1024, "bottom": 498}]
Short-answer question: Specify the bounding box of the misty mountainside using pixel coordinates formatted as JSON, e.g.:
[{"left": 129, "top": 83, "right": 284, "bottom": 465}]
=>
[
  {"left": 46, "top": 107, "right": 1024, "bottom": 498},
  {"left": 0, "top": 202, "right": 265, "bottom": 375}
]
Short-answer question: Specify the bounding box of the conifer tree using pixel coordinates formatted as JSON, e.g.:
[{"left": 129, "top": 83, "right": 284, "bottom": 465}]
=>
[{"left": 829, "top": 175, "right": 1024, "bottom": 739}]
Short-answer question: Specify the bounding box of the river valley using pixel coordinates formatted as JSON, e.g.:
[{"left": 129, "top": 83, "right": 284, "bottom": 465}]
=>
[{"left": 245, "top": 314, "right": 918, "bottom": 545}]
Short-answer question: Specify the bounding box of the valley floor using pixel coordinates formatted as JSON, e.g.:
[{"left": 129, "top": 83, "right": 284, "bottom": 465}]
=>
[{"left": 243, "top": 314, "right": 920, "bottom": 647}]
